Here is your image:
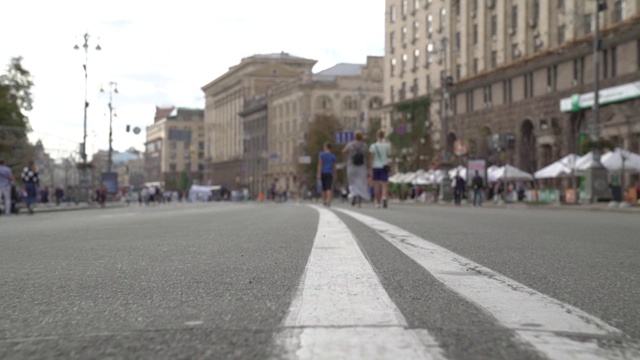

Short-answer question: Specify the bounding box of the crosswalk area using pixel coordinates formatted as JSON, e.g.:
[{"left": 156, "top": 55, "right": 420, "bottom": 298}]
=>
[{"left": 271, "top": 205, "right": 639, "bottom": 360}]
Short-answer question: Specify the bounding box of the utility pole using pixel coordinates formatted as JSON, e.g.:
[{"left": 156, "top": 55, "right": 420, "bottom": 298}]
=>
[{"left": 101, "top": 82, "right": 118, "bottom": 174}]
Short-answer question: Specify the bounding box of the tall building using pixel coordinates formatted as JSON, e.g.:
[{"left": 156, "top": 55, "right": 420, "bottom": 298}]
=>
[
  {"left": 144, "top": 107, "right": 205, "bottom": 188},
  {"left": 384, "top": 0, "right": 640, "bottom": 160},
  {"left": 201, "top": 53, "right": 316, "bottom": 187},
  {"left": 239, "top": 95, "right": 269, "bottom": 197},
  {"left": 266, "top": 56, "right": 385, "bottom": 193}
]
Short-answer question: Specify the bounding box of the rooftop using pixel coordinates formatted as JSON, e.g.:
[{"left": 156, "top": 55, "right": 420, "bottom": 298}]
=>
[{"left": 313, "top": 63, "right": 363, "bottom": 81}]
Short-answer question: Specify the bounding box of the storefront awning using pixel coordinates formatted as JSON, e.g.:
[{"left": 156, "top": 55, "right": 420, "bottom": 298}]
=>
[{"left": 559, "top": 81, "right": 640, "bottom": 112}]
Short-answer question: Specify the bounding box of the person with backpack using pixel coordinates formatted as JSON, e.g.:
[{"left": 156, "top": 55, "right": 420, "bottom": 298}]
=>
[
  {"left": 343, "top": 130, "right": 370, "bottom": 207},
  {"left": 471, "top": 170, "right": 484, "bottom": 207}
]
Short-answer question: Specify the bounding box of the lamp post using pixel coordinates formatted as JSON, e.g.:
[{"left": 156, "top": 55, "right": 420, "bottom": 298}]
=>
[
  {"left": 585, "top": 0, "right": 611, "bottom": 203},
  {"left": 74, "top": 33, "right": 101, "bottom": 165},
  {"left": 432, "top": 36, "right": 453, "bottom": 202},
  {"left": 100, "top": 82, "right": 118, "bottom": 174}
]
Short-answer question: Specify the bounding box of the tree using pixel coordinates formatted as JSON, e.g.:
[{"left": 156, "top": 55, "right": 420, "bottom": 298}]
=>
[
  {"left": 177, "top": 170, "right": 191, "bottom": 192},
  {"left": 387, "top": 97, "right": 434, "bottom": 172},
  {"left": 298, "top": 114, "right": 345, "bottom": 191},
  {"left": 0, "top": 57, "right": 35, "bottom": 173}
]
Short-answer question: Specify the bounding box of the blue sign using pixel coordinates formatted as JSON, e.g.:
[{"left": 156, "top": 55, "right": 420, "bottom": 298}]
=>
[
  {"left": 334, "top": 131, "right": 355, "bottom": 145},
  {"left": 269, "top": 153, "right": 280, "bottom": 160}
]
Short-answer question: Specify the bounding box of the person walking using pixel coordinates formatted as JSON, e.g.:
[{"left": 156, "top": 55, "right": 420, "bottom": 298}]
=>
[
  {"left": 0, "top": 159, "right": 15, "bottom": 216},
  {"left": 472, "top": 170, "right": 484, "bottom": 207},
  {"left": 369, "top": 129, "right": 391, "bottom": 209},
  {"left": 454, "top": 172, "right": 466, "bottom": 206},
  {"left": 317, "top": 141, "right": 336, "bottom": 207},
  {"left": 21, "top": 161, "right": 39, "bottom": 214},
  {"left": 343, "top": 130, "right": 370, "bottom": 208}
]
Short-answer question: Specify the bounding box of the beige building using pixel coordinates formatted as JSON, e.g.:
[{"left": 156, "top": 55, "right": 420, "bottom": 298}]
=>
[
  {"left": 266, "top": 56, "right": 385, "bottom": 192},
  {"left": 201, "top": 53, "right": 316, "bottom": 187},
  {"left": 144, "top": 107, "right": 205, "bottom": 188},
  {"left": 384, "top": 0, "right": 640, "bottom": 155}
]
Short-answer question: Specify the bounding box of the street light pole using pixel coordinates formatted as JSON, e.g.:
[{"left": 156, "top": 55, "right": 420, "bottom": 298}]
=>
[
  {"left": 101, "top": 82, "right": 118, "bottom": 174},
  {"left": 74, "top": 33, "right": 101, "bottom": 165},
  {"left": 437, "top": 36, "right": 453, "bottom": 202}
]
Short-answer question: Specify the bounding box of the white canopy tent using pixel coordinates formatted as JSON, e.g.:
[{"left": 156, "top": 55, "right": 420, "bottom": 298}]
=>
[
  {"left": 534, "top": 154, "right": 579, "bottom": 179},
  {"left": 576, "top": 148, "right": 640, "bottom": 173},
  {"left": 488, "top": 164, "right": 535, "bottom": 182},
  {"left": 448, "top": 165, "right": 467, "bottom": 180}
]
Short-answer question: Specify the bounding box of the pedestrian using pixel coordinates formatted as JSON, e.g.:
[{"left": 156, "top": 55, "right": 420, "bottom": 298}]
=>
[
  {"left": 343, "top": 130, "right": 370, "bottom": 208},
  {"left": 317, "top": 141, "right": 336, "bottom": 207},
  {"left": 472, "top": 170, "right": 484, "bottom": 207},
  {"left": 0, "top": 159, "right": 15, "bottom": 216},
  {"left": 369, "top": 129, "right": 391, "bottom": 208},
  {"left": 454, "top": 172, "right": 466, "bottom": 206},
  {"left": 21, "top": 161, "right": 39, "bottom": 214}
]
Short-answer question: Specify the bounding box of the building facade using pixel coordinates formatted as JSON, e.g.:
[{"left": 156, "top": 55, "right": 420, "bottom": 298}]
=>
[
  {"left": 266, "top": 56, "right": 385, "bottom": 193},
  {"left": 144, "top": 107, "right": 205, "bottom": 188},
  {"left": 384, "top": 0, "right": 640, "bottom": 159},
  {"left": 201, "top": 53, "right": 317, "bottom": 188},
  {"left": 239, "top": 96, "right": 269, "bottom": 197}
]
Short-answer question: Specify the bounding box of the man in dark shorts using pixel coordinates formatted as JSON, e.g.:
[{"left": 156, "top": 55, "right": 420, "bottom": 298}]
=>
[{"left": 317, "top": 142, "right": 336, "bottom": 207}]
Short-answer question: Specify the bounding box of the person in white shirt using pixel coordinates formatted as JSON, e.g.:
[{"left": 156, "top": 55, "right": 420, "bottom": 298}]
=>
[
  {"left": 369, "top": 129, "right": 391, "bottom": 209},
  {"left": 0, "top": 160, "right": 15, "bottom": 215}
]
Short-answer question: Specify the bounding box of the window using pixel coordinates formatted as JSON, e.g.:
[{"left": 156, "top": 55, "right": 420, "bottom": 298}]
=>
[
  {"left": 412, "top": 78, "right": 419, "bottom": 96},
  {"left": 558, "top": 25, "right": 565, "bottom": 44},
  {"left": 414, "top": 0, "right": 420, "bottom": 11},
  {"left": 547, "top": 66, "right": 557, "bottom": 91},
  {"left": 390, "top": 5, "right": 396, "bottom": 23},
  {"left": 558, "top": 0, "right": 565, "bottom": 10},
  {"left": 402, "top": 27, "right": 408, "bottom": 45},
  {"left": 400, "top": 82, "right": 407, "bottom": 100},
  {"left": 413, "top": 49, "right": 420, "bottom": 70},
  {"left": 426, "top": 43, "right": 433, "bottom": 67},
  {"left": 402, "top": 54, "right": 408, "bottom": 74},
  {"left": 524, "top": 72, "right": 534, "bottom": 98},
  {"left": 584, "top": 14, "right": 594, "bottom": 34},
  {"left": 426, "top": 14, "right": 433, "bottom": 36},
  {"left": 390, "top": 32, "right": 396, "bottom": 52},
  {"left": 473, "top": 58, "right": 478, "bottom": 73},
  {"left": 402, "top": 0, "right": 408, "bottom": 17},
  {"left": 439, "top": 8, "right": 446, "bottom": 31},
  {"left": 512, "top": 43, "right": 520, "bottom": 58},
  {"left": 533, "top": 0, "right": 540, "bottom": 22},
  {"left": 169, "top": 141, "right": 177, "bottom": 150},
  {"left": 472, "top": 0, "right": 478, "bottom": 11},
  {"left": 391, "top": 58, "right": 396, "bottom": 76},
  {"left": 503, "top": 79, "right": 512, "bottom": 104},
  {"left": 455, "top": 32, "right": 460, "bottom": 51},
  {"left": 484, "top": 85, "right": 492, "bottom": 106},
  {"left": 390, "top": 85, "right": 395, "bottom": 103},
  {"left": 491, "top": 15, "right": 497, "bottom": 37},
  {"left": 413, "top": 20, "right": 420, "bottom": 40},
  {"left": 169, "top": 163, "right": 177, "bottom": 172},
  {"left": 426, "top": 74, "right": 432, "bottom": 92},
  {"left": 491, "top": 51, "right": 497, "bottom": 68},
  {"left": 456, "top": 64, "right": 461, "bottom": 80},
  {"left": 511, "top": 5, "right": 518, "bottom": 34},
  {"left": 603, "top": 49, "right": 609, "bottom": 79},
  {"left": 454, "top": 0, "right": 460, "bottom": 16},
  {"left": 466, "top": 91, "right": 474, "bottom": 112},
  {"left": 611, "top": 46, "right": 617, "bottom": 77},
  {"left": 473, "top": 24, "right": 478, "bottom": 44},
  {"left": 614, "top": 1, "right": 625, "bottom": 22}
]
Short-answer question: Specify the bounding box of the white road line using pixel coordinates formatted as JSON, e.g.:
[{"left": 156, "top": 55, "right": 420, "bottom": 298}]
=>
[
  {"left": 272, "top": 206, "right": 445, "bottom": 360},
  {"left": 336, "top": 208, "right": 640, "bottom": 360}
]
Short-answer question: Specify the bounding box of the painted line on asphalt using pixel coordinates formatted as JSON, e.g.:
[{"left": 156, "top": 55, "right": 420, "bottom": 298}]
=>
[
  {"left": 335, "top": 208, "right": 639, "bottom": 360},
  {"left": 272, "top": 205, "right": 444, "bottom": 360}
]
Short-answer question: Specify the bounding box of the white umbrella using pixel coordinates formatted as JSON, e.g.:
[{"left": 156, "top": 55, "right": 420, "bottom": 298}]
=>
[
  {"left": 388, "top": 173, "right": 404, "bottom": 183},
  {"left": 534, "top": 154, "right": 579, "bottom": 179},
  {"left": 448, "top": 165, "right": 467, "bottom": 180},
  {"left": 601, "top": 148, "right": 640, "bottom": 173},
  {"left": 489, "top": 164, "right": 534, "bottom": 182}
]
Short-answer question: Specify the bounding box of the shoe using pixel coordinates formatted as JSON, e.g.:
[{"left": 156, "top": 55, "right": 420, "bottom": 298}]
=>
[
  {"left": 375, "top": 203, "right": 380, "bottom": 209},
  {"left": 382, "top": 198, "right": 388, "bottom": 208}
]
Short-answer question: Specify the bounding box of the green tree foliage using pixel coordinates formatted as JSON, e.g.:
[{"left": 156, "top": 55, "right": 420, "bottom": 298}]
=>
[
  {"left": 177, "top": 170, "right": 191, "bottom": 192},
  {"left": 387, "top": 97, "right": 434, "bottom": 172},
  {"left": 0, "top": 57, "right": 35, "bottom": 172},
  {"left": 299, "top": 114, "right": 345, "bottom": 190}
]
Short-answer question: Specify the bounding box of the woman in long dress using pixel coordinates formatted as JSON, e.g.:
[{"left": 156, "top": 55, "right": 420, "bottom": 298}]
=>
[{"left": 343, "top": 130, "right": 370, "bottom": 207}]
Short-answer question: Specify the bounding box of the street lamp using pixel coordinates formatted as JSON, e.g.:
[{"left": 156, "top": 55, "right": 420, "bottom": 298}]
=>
[
  {"left": 74, "top": 33, "right": 101, "bottom": 165},
  {"left": 100, "top": 82, "right": 118, "bottom": 174},
  {"left": 585, "top": 0, "right": 611, "bottom": 203}
]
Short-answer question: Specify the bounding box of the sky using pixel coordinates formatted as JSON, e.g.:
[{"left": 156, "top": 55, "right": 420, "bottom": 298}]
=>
[{"left": 1, "top": 0, "right": 385, "bottom": 161}]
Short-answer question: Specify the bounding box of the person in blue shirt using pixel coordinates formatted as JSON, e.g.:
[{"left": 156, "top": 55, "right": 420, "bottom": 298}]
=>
[{"left": 317, "top": 141, "right": 337, "bottom": 207}]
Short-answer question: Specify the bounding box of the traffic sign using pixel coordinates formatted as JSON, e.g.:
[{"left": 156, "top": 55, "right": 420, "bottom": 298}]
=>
[{"left": 334, "top": 131, "right": 355, "bottom": 145}]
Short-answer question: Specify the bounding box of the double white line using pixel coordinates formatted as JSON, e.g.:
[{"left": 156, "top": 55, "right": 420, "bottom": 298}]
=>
[{"left": 272, "top": 206, "right": 637, "bottom": 359}]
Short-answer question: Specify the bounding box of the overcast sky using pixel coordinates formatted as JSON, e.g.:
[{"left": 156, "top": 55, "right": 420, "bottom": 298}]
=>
[{"left": 1, "top": 0, "right": 384, "bottom": 160}]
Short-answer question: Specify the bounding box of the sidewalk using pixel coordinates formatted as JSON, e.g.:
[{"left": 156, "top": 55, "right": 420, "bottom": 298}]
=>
[
  {"left": 391, "top": 198, "right": 640, "bottom": 213},
  {"left": 18, "top": 202, "right": 128, "bottom": 214}
]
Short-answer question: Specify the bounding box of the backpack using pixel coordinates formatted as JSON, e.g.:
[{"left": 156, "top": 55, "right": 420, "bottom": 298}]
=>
[{"left": 351, "top": 144, "right": 365, "bottom": 166}]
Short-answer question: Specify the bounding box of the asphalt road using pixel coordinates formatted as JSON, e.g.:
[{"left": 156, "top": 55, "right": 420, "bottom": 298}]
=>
[{"left": 0, "top": 201, "right": 638, "bottom": 359}]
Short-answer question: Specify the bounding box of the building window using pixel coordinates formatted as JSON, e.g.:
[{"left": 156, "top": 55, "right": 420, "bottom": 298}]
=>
[
  {"left": 402, "top": 54, "right": 408, "bottom": 74},
  {"left": 512, "top": 44, "right": 520, "bottom": 59},
  {"left": 390, "top": 5, "right": 396, "bottom": 22},
  {"left": 413, "top": 49, "right": 420, "bottom": 70},
  {"left": 389, "top": 32, "right": 396, "bottom": 53},
  {"left": 390, "top": 85, "right": 395, "bottom": 103},
  {"left": 402, "top": 0, "right": 408, "bottom": 17},
  {"left": 413, "top": 20, "right": 420, "bottom": 41},
  {"left": 614, "top": 1, "right": 625, "bottom": 22},
  {"left": 454, "top": 0, "right": 460, "bottom": 17},
  {"left": 426, "top": 14, "right": 433, "bottom": 36},
  {"left": 456, "top": 64, "right": 461, "bottom": 80},
  {"left": 533, "top": 0, "right": 540, "bottom": 24},
  {"left": 524, "top": 72, "right": 534, "bottom": 98},
  {"left": 412, "top": 78, "right": 419, "bottom": 96},
  {"left": 491, "top": 51, "right": 497, "bottom": 68},
  {"left": 484, "top": 85, "right": 492, "bottom": 106},
  {"left": 503, "top": 79, "right": 512, "bottom": 104},
  {"left": 573, "top": 57, "right": 585, "bottom": 85},
  {"left": 547, "top": 66, "right": 557, "bottom": 91},
  {"left": 472, "top": 0, "right": 478, "bottom": 11},
  {"left": 584, "top": 14, "right": 594, "bottom": 34},
  {"left": 603, "top": 49, "right": 609, "bottom": 79},
  {"left": 473, "top": 58, "right": 478, "bottom": 73},
  {"left": 491, "top": 15, "right": 497, "bottom": 37},
  {"left": 473, "top": 24, "right": 478, "bottom": 44},
  {"left": 426, "top": 74, "right": 432, "bottom": 93},
  {"left": 466, "top": 91, "right": 474, "bottom": 112},
  {"left": 511, "top": 5, "right": 518, "bottom": 34},
  {"left": 611, "top": 46, "right": 617, "bottom": 76},
  {"left": 400, "top": 82, "right": 407, "bottom": 100},
  {"left": 439, "top": 8, "right": 446, "bottom": 32},
  {"left": 558, "top": 0, "right": 565, "bottom": 10},
  {"left": 414, "top": 0, "right": 420, "bottom": 11},
  {"left": 455, "top": 32, "right": 461, "bottom": 52},
  {"left": 426, "top": 43, "right": 433, "bottom": 67},
  {"left": 169, "top": 163, "right": 177, "bottom": 172},
  {"left": 557, "top": 25, "right": 565, "bottom": 45},
  {"left": 402, "top": 27, "right": 408, "bottom": 45},
  {"left": 391, "top": 58, "right": 396, "bottom": 76}
]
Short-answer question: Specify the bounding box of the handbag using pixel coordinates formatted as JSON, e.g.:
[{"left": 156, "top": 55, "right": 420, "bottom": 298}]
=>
[{"left": 374, "top": 144, "right": 391, "bottom": 173}]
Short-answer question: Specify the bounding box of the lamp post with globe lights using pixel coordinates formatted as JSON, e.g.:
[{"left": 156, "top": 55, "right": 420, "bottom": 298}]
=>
[{"left": 100, "top": 82, "right": 118, "bottom": 174}]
